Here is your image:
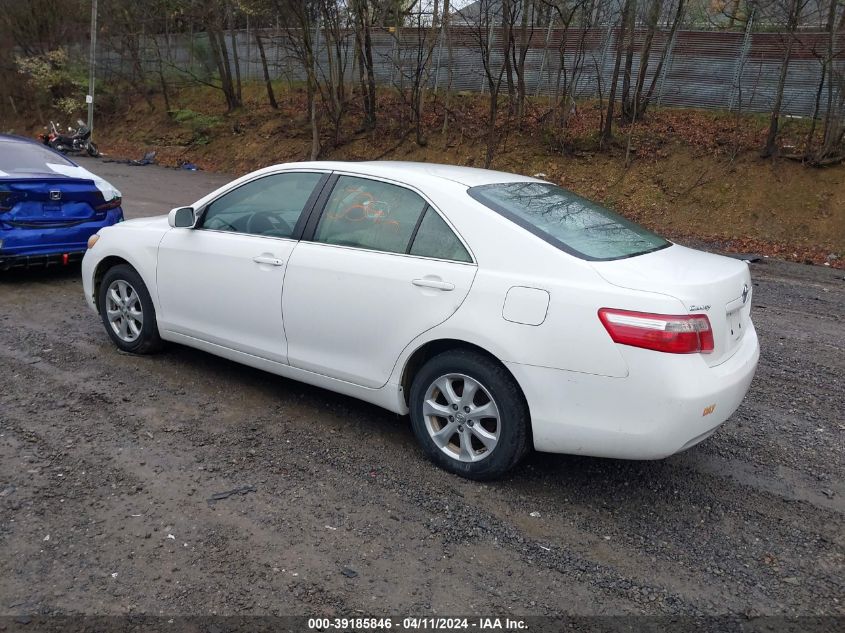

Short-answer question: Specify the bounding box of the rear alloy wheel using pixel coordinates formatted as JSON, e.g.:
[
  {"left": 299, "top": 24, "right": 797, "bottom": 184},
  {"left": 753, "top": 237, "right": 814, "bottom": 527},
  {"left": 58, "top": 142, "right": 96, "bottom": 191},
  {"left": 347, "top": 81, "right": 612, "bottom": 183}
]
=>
[
  {"left": 98, "top": 264, "right": 162, "bottom": 354},
  {"left": 410, "top": 350, "right": 530, "bottom": 480}
]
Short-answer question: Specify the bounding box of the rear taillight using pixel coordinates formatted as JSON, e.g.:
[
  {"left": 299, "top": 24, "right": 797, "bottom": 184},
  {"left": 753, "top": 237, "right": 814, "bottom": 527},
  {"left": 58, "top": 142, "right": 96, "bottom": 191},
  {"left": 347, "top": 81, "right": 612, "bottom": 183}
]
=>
[
  {"left": 95, "top": 197, "right": 122, "bottom": 211},
  {"left": 0, "top": 191, "right": 15, "bottom": 211},
  {"left": 598, "top": 308, "right": 714, "bottom": 354}
]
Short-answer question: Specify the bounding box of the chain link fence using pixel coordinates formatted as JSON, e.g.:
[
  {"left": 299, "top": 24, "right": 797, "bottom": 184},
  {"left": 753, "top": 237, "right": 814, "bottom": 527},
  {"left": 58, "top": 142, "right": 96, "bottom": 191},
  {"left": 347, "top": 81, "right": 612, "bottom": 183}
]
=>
[{"left": 99, "top": 25, "right": 834, "bottom": 118}]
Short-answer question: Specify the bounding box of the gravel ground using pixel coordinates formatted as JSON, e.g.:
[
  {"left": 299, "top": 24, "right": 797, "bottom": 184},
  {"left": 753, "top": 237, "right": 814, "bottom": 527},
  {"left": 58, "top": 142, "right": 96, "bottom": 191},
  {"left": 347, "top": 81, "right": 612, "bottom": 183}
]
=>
[{"left": 0, "top": 159, "right": 842, "bottom": 622}]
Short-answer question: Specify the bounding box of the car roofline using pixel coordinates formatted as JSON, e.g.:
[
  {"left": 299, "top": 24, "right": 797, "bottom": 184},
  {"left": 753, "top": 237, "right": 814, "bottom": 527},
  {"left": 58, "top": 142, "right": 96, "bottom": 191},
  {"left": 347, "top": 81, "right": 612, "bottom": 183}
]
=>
[{"left": 253, "top": 160, "right": 546, "bottom": 188}]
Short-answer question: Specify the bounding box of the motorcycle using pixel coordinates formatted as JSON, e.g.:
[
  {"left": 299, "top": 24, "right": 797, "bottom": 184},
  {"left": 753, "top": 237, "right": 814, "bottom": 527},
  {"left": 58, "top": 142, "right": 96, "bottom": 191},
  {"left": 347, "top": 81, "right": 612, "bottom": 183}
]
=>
[{"left": 38, "top": 120, "right": 100, "bottom": 157}]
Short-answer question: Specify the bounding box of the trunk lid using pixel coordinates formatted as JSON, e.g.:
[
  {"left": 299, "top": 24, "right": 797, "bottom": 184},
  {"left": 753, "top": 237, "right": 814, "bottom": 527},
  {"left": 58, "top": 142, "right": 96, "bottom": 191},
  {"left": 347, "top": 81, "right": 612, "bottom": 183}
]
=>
[
  {"left": 590, "top": 244, "right": 753, "bottom": 366},
  {"left": 0, "top": 174, "right": 107, "bottom": 227}
]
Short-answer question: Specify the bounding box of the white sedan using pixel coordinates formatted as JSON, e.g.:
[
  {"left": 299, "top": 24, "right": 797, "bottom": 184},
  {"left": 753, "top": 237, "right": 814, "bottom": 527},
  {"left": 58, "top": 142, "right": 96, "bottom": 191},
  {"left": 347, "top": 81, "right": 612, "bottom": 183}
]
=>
[{"left": 81, "top": 161, "right": 759, "bottom": 479}]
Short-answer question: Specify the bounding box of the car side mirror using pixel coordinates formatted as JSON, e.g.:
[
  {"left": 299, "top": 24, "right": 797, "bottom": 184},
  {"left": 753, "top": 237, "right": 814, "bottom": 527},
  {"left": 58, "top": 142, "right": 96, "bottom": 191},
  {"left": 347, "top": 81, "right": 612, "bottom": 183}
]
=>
[{"left": 168, "top": 206, "right": 196, "bottom": 228}]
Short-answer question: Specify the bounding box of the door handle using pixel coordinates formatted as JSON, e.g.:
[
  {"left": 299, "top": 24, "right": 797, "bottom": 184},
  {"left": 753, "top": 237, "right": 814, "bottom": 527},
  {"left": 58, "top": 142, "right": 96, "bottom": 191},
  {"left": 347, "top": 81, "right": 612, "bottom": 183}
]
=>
[
  {"left": 412, "top": 278, "right": 455, "bottom": 291},
  {"left": 252, "top": 255, "right": 284, "bottom": 266}
]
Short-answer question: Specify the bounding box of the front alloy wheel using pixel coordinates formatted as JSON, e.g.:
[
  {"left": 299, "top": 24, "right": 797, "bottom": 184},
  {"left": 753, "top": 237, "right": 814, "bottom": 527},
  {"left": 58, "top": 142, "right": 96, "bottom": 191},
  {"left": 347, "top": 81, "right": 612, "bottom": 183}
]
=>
[
  {"left": 105, "top": 279, "right": 144, "bottom": 343},
  {"left": 98, "top": 264, "right": 162, "bottom": 354}
]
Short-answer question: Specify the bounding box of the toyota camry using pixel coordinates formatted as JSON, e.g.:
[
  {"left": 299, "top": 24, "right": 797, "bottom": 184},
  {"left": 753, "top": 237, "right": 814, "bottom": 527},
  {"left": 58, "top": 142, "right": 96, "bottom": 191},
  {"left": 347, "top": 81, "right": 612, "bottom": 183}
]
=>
[{"left": 81, "top": 161, "right": 759, "bottom": 479}]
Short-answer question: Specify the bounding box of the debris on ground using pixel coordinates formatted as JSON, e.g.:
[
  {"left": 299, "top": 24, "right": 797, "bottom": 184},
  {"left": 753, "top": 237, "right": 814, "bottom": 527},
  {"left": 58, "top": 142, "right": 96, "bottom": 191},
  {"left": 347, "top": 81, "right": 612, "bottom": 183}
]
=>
[
  {"left": 207, "top": 485, "right": 257, "bottom": 503},
  {"left": 102, "top": 150, "right": 157, "bottom": 166}
]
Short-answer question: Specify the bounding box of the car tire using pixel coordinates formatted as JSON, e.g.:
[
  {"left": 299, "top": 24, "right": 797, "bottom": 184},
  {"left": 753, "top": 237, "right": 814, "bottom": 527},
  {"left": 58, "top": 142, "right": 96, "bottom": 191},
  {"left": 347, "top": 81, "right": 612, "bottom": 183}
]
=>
[
  {"left": 98, "top": 264, "right": 163, "bottom": 354},
  {"left": 409, "top": 349, "right": 530, "bottom": 480}
]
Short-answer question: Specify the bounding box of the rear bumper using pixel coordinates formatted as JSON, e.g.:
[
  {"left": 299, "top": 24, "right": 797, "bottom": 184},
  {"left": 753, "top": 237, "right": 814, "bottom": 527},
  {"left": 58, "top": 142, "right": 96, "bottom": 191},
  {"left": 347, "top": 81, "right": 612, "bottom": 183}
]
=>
[
  {"left": 0, "top": 250, "right": 85, "bottom": 270},
  {"left": 507, "top": 323, "right": 760, "bottom": 459},
  {"left": 0, "top": 209, "right": 122, "bottom": 270}
]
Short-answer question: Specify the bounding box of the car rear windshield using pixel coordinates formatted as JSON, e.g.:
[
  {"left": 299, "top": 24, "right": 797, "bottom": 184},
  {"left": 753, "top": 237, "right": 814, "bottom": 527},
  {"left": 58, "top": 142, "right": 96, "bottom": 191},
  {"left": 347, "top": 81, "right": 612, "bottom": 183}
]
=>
[
  {"left": 0, "top": 139, "right": 75, "bottom": 174},
  {"left": 468, "top": 182, "right": 670, "bottom": 261}
]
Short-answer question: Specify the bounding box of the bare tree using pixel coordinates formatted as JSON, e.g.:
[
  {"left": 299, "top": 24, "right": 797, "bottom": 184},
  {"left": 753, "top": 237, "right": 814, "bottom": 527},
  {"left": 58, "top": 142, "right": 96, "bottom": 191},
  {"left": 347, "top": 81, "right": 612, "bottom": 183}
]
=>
[
  {"left": 762, "top": 0, "right": 808, "bottom": 157},
  {"left": 460, "top": 0, "right": 513, "bottom": 167},
  {"left": 541, "top": 0, "right": 593, "bottom": 132},
  {"left": 317, "top": 0, "right": 354, "bottom": 146},
  {"left": 351, "top": 0, "right": 378, "bottom": 130},
  {"left": 601, "top": 0, "right": 634, "bottom": 149},
  {"left": 273, "top": 0, "right": 321, "bottom": 159},
  {"left": 240, "top": 0, "right": 279, "bottom": 108},
  {"left": 255, "top": 30, "right": 279, "bottom": 108},
  {"left": 441, "top": 0, "right": 453, "bottom": 134},
  {"left": 796, "top": 0, "right": 845, "bottom": 164},
  {"left": 400, "top": 0, "right": 441, "bottom": 145},
  {"left": 639, "top": 0, "right": 685, "bottom": 114}
]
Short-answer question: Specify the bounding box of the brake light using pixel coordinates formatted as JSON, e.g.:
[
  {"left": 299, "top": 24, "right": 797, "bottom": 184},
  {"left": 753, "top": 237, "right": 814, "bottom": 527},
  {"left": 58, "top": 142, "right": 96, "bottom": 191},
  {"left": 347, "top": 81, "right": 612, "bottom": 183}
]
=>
[
  {"left": 95, "top": 197, "right": 122, "bottom": 211},
  {"left": 598, "top": 308, "right": 714, "bottom": 354}
]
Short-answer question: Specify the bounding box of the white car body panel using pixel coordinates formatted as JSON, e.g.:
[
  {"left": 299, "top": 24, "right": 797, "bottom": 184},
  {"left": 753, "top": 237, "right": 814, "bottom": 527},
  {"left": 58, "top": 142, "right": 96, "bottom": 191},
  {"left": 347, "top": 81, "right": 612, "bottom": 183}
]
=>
[
  {"left": 81, "top": 215, "right": 168, "bottom": 315},
  {"left": 282, "top": 241, "right": 477, "bottom": 388},
  {"left": 507, "top": 324, "right": 759, "bottom": 457},
  {"left": 157, "top": 229, "right": 294, "bottom": 363},
  {"left": 81, "top": 160, "right": 760, "bottom": 461}
]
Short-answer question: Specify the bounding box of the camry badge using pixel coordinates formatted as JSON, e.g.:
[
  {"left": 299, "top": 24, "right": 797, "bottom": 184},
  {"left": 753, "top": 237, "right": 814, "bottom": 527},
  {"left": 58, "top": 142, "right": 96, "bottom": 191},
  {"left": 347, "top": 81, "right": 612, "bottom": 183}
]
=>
[{"left": 741, "top": 284, "right": 749, "bottom": 304}]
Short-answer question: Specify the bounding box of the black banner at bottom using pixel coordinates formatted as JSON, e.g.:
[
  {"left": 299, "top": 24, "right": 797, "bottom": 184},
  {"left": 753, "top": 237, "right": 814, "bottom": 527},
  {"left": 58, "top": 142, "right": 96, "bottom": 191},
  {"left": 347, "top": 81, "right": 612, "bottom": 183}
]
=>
[{"left": 0, "top": 616, "right": 841, "bottom": 633}]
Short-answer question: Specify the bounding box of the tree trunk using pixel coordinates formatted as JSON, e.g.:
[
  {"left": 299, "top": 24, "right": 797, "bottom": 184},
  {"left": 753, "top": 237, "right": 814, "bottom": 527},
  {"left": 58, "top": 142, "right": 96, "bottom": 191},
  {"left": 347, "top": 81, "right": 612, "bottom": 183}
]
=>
[
  {"left": 414, "top": 0, "right": 440, "bottom": 146},
  {"left": 763, "top": 0, "right": 801, "bottom": 158},
  {"left": 208, "top": 27, "right": 238, "bottom": 111},
  {"left": 642, "top": 0, "right": 685, "bottom": 111},
  {"left": 364, "top": 25, "right": 377, "bottom": 130},
  {"left": 228, "top": 6, "right": 242, "bottom": 105},
  {"left": 353, "top": 0, "right": 377, "bottom": 131},
  {"left": 514, "top": 0, "right": 532, "bottom": 123},
  {"left": 818, "top": 0, "right": 842, "bottom": 158},
  {"left": 442, "top": 0, "right": 452, "bottom": 135},
  {"left": 308, "top": 77, "right": 320, "bottom": 160},
  {"left": 485, "top": 87, "right": 499, "bottom": 168},
  {"left": 601, "top": 0, "right": 633, "bottom": 149},
  {"left": 628, "top": 0, "right": 662, "bottom": 121},
  {"left": 150, "top": 33, "right": 171, "bottom": 113},
  {"left": 620, "top": 0, "right": 638, "bottom": 121},
  {"left": 255, "top": 32, "right": 278, "bottom": 109},
  {"left": 355, "top": 38, "right": 369, "bottom": 125},
  {"left": 502, "top": 0, "right": 516, "bottom": 115}
]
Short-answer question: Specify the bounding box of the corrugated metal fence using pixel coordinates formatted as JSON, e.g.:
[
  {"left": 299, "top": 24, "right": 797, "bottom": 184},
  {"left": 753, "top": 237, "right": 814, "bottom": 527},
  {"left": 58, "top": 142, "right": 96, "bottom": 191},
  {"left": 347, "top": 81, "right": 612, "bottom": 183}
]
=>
[{"left": 100, "top": 26, "right": 837, "bottom": 117}]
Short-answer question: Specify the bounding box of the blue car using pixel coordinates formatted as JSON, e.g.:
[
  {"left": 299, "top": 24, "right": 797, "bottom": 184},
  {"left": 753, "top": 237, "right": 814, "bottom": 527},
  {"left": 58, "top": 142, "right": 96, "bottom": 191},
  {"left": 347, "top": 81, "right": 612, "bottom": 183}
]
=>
[{"left": 0, "top": 135, "right": 123, "bottom": 270}]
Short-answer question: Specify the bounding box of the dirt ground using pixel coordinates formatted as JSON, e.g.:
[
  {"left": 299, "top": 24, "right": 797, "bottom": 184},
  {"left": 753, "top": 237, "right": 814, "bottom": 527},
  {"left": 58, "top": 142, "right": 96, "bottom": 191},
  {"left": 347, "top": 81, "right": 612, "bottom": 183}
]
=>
[{"left": 0, "top": 160, "right": 842, "bottom": 622}]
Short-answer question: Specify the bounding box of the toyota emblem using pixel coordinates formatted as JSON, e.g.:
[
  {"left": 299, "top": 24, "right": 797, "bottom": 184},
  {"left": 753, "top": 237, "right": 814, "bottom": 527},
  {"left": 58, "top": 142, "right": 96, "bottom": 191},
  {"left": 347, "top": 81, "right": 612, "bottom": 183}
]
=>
[{"left": 741, "top": 283, "right": 749, "bottom": 304}]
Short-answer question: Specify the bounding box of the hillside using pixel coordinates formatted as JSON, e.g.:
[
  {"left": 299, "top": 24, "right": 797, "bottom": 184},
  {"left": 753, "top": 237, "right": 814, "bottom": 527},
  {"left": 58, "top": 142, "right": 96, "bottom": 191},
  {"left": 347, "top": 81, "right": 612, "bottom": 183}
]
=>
[{"left": 8, "top": 83, "right": 844, "bottom": 267}]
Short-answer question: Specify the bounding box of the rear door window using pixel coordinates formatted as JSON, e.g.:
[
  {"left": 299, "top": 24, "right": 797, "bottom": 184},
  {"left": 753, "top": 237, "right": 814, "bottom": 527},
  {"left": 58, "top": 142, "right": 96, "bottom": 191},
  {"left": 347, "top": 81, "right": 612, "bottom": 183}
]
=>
[
  {"left": 409, "top": 207, "right": 472, "bottom": 263},
  {"left": 314, "top": 176, "right": 427, "bottom": 254},
  {"left": 468, "top": 182, "right": 669, "bottom": 261}
]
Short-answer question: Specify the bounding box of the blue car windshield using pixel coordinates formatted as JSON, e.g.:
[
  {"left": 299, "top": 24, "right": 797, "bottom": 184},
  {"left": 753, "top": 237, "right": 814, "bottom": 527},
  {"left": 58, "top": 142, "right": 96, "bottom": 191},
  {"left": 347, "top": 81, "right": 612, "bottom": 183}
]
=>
[
  {"left": 468, "top": 181, "right": 670, "bottom": 261},
  {"left": 0, "top": 139, "right": 75, "bottom": 174}
]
